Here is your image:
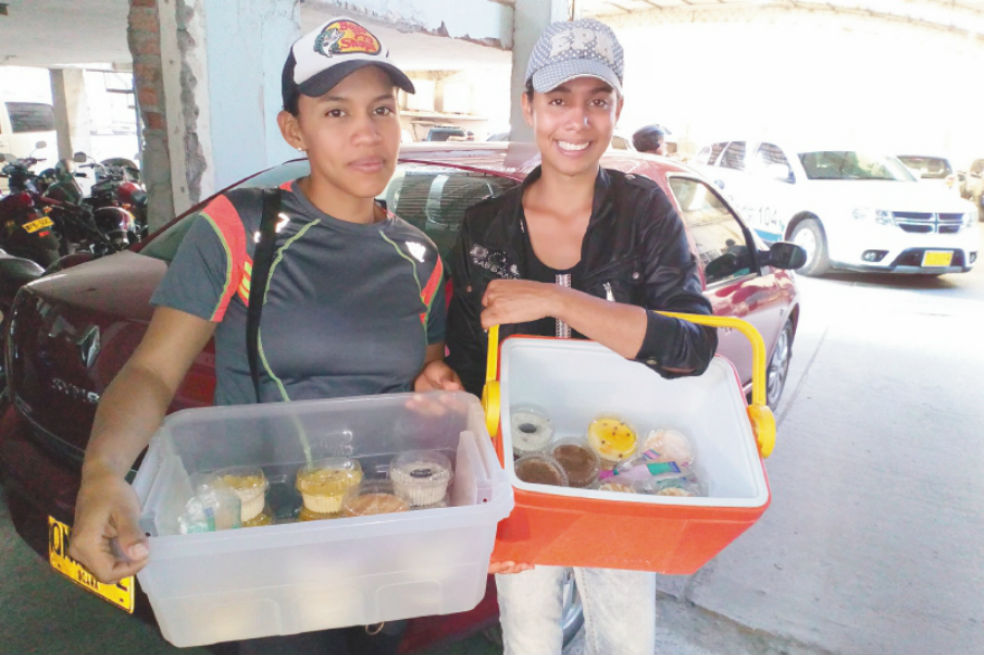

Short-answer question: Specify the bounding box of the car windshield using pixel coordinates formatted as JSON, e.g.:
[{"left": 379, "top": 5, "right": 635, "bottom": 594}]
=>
[
  {"left": 798, "top": 151, "right": 914, "bottom": 181},
  {"left": 896, "top": 155, "right": 953, "bottom": 179}
]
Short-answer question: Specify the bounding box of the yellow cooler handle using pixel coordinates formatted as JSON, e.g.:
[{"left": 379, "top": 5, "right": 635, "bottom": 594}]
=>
[
  {"left": 479, "top": 315, "right": 775, "bottom": 458},
  {"left": 481, "top": 325, "right": 501, "bottom": 438},
  {"left": 658, "top": 312, "right": 776, "bottom": 458}
]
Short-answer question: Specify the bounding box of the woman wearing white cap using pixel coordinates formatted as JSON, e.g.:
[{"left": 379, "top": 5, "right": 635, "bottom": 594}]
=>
[
  {"left": 70, "top": 17, "right": 458, "bottom": 653},
  {"left": 440, "top": 18, "right": 717, "bottom": 655}
]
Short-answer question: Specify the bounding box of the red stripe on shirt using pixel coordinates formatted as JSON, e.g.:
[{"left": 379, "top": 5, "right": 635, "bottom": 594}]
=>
[
  {"left": 205, "top": 194, "right": 248, "bottom": 321},
  {"left": 419, "top": 257, "right": 444, "bottom": 324}
]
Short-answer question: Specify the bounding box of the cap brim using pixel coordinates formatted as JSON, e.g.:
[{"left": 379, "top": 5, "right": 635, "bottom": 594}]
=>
[
  {"left": 299, "top": 60, "right": 415, "bottom": 97},
  {"left": 530, "top": 59, "right": 621, "bottom": 94}
]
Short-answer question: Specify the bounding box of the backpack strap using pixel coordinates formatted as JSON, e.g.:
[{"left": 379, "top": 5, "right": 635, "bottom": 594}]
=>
[{"left": 246, "top": 188, "right": 281, "bottom": 402}]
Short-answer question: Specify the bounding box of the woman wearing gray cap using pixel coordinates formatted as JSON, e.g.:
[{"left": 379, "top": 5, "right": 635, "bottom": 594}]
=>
[
  {"left": 70, "top": 17, "right": 457, "bottom": 654},
  {"left": 441, "top": 17, "right": 717, "bottom": 655}
]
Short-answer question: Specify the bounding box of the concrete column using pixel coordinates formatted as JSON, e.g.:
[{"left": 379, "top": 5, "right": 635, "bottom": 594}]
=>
[
  {"left": 127, "top": 0, "right": 299, "bottom": 230},
  {"left": 509, "top": 0, "right": 571, "bottom": 142},
  {"left": 48, "top": 68, "right": 92, "bottom": 164}
]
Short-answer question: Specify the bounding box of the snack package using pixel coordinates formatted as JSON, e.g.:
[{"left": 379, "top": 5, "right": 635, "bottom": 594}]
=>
[
  {"left": 598, "top": 449, "right": 704, "bottom": 497},
  {"left": 342, "top": 480, "right": 410, "bottom": 517}
]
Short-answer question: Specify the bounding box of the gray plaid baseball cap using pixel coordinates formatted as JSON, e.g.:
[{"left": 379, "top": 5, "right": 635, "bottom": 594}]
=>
[{"left": 525, "top": 18, "right": 624, "bottom": 94}]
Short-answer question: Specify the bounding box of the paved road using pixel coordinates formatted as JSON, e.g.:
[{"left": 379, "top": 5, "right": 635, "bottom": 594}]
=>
[{"left": 643, "top": 225, "right": 984, "bottom": 654}]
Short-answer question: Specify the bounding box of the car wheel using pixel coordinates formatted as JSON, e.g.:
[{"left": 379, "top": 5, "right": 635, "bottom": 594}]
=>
[
  {"left": 766, "top": 320, "right": 794, "bottom": 409},
  {"left": 790, "top": 219, "right": 830, "bottom": 276},
  {"left": 482, "top": 570, "right": 584, "bottom": 647}
]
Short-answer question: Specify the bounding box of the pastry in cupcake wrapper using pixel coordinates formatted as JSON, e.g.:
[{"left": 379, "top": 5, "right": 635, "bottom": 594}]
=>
[
  {"left": 213, "top": 466, "right": 269, "bottom": 524},
  {"left": 297, "top": 505, "right": 341, "bottom": 522},
  {"left": 412, "top": 494, "right": 450, "bottom": 510},
  {"left": 295, "top": 457, "right": 363, "bottom": 515},
  {"left": 642, "top": 428, "right": 696, "bottom": 466},
  {"left": 597, "top": 480, "right": 638, "bottom": 494},
  {"left": 514, "top": 453, "right": 569, "bottom": 487},
  {"left": 510, "top": 406, "right": 554, "bottom": 456},
  {"left": 241, "top": 506, "right": 275, "bottom": 527},
  {"left": 389, "top": 450, "right": 453, "bottom": 507},
  {"left": 586, "top": 415, "right": 638, "bottom": 465},
  {"left": 550, "top": 438, "right": 600, "bottom": 488},
  {"left": 342, "top": 480, "right": 410, "bottom": 517}
]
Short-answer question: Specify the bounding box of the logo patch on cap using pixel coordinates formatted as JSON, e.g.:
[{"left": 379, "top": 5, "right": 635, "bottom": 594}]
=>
[
  {"left": 314, "top": 20, "right": 381, "bottom": 58},
  {"left": 548, "top": 27, "right": 616, "bottom": 68}
]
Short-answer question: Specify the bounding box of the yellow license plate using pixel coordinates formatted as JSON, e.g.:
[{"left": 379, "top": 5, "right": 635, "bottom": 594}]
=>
[
  {"left": 48, "top": 516, "right": 135, "bottom": 614},
  {"left": 22, "top": 216, "right": 54, "bottom": 233},
  {"left": 921, "top": 250, "right": 953, "bottom": 267}
]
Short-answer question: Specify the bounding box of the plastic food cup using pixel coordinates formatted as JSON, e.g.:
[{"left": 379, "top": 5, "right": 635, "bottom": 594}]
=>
[
  {"left": 550, "top": 438, "right": 600, "bottom": 488},
  {"left": 389, "top": 450, "right": 453, "bottom": 507},
  {"left": 295, "top": 458, "right": 363, "bottom": 515},
  {"left": 513, "top": 453, "right": 569, "bottom": 487}
]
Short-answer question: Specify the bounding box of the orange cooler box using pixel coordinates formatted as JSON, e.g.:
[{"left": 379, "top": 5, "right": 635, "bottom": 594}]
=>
[{"left": 484, "top": 314, "right": 775, "bottom": 574}]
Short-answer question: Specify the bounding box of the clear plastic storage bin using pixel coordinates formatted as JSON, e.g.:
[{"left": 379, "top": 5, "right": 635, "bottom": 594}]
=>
[{"left": 132, "top": 391, "right": 512, "bottom": 647}]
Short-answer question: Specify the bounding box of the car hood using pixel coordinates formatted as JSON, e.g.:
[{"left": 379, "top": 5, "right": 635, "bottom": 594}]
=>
[{"left": 804, "top": 179, "right": 974, "bottom": 213}]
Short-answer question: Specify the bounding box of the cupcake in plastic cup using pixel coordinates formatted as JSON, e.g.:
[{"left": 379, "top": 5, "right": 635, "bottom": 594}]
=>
[
  {"left": 551, "top": 438, "right": 600, "bottom": 488},
  {"left": 510, "top": 406, "right": 554, "bottom": 456},
  {"left": 342, "top": 480, "right": 410, "bottom": 517},
  {"left": 389, "top": 450, "right": 453, "bottom": 507},
  {"left": 295, "top": 457, "right": 363, "bottom": 515},
  {"left": 214, "top": 466, "right": 269, "bottom": 524},
  {"left": 514, "top": 453, "right": 569, "bottom": 487}
]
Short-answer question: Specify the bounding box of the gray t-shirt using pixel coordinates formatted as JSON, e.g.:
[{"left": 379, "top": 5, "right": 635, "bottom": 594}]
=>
[{"left": 151, "top": 180, "right": 446, "bottom": 405}]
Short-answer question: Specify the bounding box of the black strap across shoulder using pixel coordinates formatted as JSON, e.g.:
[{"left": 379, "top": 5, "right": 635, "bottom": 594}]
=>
[{"left": 246, "top": 187, "right": 281, "bottom": 402}]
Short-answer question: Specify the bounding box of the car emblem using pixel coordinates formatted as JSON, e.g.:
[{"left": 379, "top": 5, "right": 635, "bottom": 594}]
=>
[{"left": 77, "top": 325, "right": 100, "bottom": 368}]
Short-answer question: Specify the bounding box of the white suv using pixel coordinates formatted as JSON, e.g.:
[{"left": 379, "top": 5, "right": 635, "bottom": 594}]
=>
[{"left": 695, "top": 140, "right": 978, "bottom": 276}]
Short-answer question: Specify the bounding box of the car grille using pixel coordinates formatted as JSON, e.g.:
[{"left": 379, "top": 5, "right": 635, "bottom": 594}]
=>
[{"left": 892, "top": 211, "right": 964, "bottom": 234}]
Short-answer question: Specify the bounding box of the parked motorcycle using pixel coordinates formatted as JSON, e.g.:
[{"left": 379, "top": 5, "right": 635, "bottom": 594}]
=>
[
  {"left": 75, "top": 152, "right": 148, "bottom": 242},
  {"left": 0, "top": 153, "right": 61, "bottom": 268}
]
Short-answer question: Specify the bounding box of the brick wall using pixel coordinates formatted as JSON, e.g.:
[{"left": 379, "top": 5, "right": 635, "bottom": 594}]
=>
[{"left": 127, "top": 0, "right": 175, "bottom": 227}]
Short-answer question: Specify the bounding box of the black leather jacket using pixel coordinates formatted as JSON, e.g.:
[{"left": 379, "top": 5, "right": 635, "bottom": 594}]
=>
[{"left": 446, "top": 166, "right": 718, "bottom": 396}]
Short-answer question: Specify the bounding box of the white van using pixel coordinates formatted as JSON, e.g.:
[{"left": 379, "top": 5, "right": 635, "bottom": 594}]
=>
[{"left": 0, "top": 100, "right": 57, "bottom": 164}]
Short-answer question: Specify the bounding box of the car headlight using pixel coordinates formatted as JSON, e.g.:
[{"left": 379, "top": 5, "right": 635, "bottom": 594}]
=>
[
  {"left": 852, "top": 207, "right": 892, "bottom": 225},
  {"left": 965, "top": 209, "right": 977, "bottom": 228}
]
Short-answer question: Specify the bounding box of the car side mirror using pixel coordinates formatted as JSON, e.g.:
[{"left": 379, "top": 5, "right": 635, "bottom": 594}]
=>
[
  {"left": 760, "top": 241, "right": 807, "bottom": 270},
  {"left": 73, "top": 151, "right": 88, "bottom": 163}
]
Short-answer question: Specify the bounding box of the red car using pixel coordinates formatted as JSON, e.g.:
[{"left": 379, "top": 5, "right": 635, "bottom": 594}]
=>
[{"left": 0, "top": 142, "right": 802, "bottom": 652}]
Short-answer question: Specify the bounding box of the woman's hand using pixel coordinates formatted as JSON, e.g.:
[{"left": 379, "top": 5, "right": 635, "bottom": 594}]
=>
[
  {"left": 488, "top": 560, "right": 534, "bottom": 575},
  {"left": 480, "top": 279, "right": 563, "bottom": 329},
  {"left": 414, "top": 359, "right": 463, "bottom": 392},
  {"left": 69, "top": 470, "right": 149, "bottom": 584}
]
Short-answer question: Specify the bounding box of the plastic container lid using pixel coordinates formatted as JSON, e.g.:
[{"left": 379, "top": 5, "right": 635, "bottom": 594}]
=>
[
  {"left": 389, "top": 450, "right": 453, "bottom": 507},
  {"left": 514, "top": 453, "right": 569, "bottom": 487},
  {"left": 295, "top": 458, "right": 363, "bottom": 514},
  {"left": 342, "top": 480, "right": 410, "bottom": 517},
  {"left": 510, "top": 406, "right": 554, "bottom": 456},
  {"left": 586, "top": 415, "right": 638, "bottom": 464},
  {"left": 212, "top": 466, "right": 269, "bottom": 523},
  {"left": 550, "top": 438, "right": 600, "bottom": 488}
]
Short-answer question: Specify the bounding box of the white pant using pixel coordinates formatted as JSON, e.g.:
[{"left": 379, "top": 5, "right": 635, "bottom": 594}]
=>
[{"left": 495, "top": 566, "right": 657, "bottom": 655}]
